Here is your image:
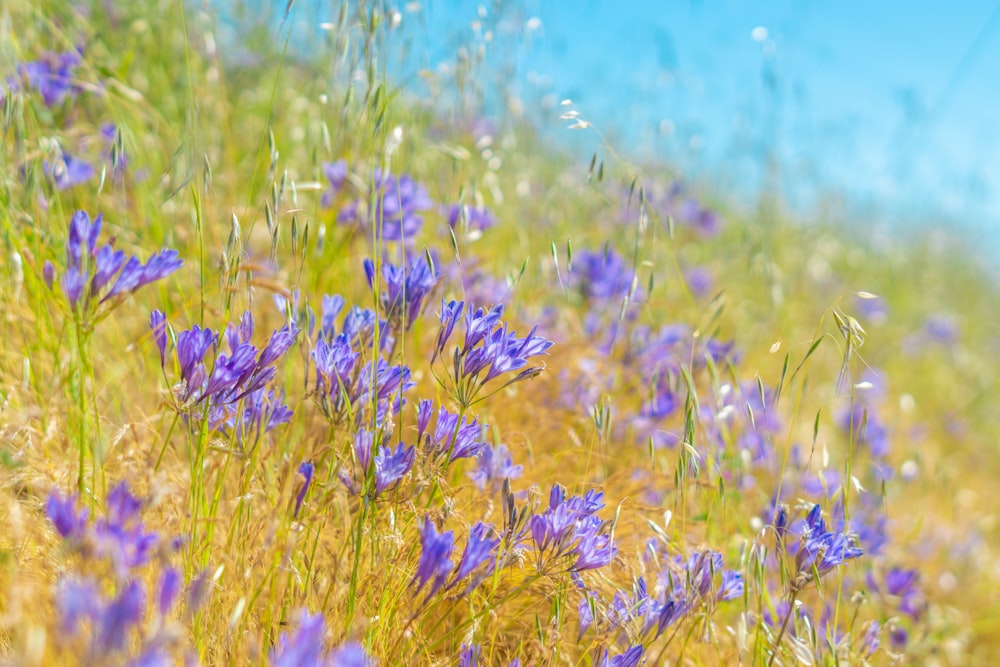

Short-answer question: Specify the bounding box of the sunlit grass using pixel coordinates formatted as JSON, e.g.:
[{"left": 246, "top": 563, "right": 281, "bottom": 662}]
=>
[{"left": 1, "top": 1, "right": 999, "bottom": 665}]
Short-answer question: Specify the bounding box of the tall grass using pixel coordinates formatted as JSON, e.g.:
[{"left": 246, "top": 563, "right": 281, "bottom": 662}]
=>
[{"left": 1, "top": 1, "right": 999, "bottom": 665}]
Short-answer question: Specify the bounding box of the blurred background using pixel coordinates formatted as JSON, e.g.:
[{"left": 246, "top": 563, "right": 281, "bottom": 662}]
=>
[{"left": 250, "top": 0, "right": 1000, "bottom": 258}]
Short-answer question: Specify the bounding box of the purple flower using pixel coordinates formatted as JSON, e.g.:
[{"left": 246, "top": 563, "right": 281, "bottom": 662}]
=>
[
  {"left": 56, "top": 578, "right": 101, "bottom": 634},
  {"left": 160, "top": 314, "right": 298, "bottom": 431},
  {"left": 412, "top": 517, "right": 454, "bottom": 598},
  {"left": 425, "top": 407, "right": 486, "bottom": 462},
  {"left": 158, "top": 568, "right": 182, "bottom": 616},
  {"left": 433, "top": 302, "right": 553, "bottom": 405},
  {"left": 363, "top": 254, "right": 438, "bottom": 331},
  {"left": 373, "top": 442, "right": 415, "bottom": 495},
  {"left": 45, "top": 491, "right": 89, "bottom": 540},
  {"left": 320, "top": 159, "right": 349, "bottom": 208},
  {"left": 14, "top": 49, "right": 84, "bottom": 106},
  {"left": 567, "top": 248, "right": 635, "bottom": 303},
  {"left": 868, "top": 568, "right": 924, "bottom": 620},
  {"left": 531, "top": 485, "right": 616, "bottom": 571},
  {"left": 295, "top": 462, "right": 315, "bottom": 518},
  {"left": 459, "top": 644, "right": 481, "bottom": 667},
  {"left": 51, "top": 211, "right": 181, "bottom": 315},
  {"left": 433, "top": 299, "right": 465, "bottom": 361},
  {"left": 791, "top": 505, "right": 864, "bottom": 589},
  {"left": 271, "top": 611, "right": 327, "bottom": 667},
  {"left": 102, "top": 249, "right": 183, "bottom": 302},
  {"left": 446, "top": 204, "right": 496, "bottom": 231},
  {"left": 97, "top": 580, "right": 145, "bottom": 652},
  {"left": 861, "top": 620, "right": 880, "bottom": 658},
  {"left": 43, "top": 150, "right": 95, "bottom": 190},
  {"left": 337, "top": 169, "right": 433, "bottom": 242},
  {"left": 468, "top": 444, "right": 523, "bottom": 490},
  {"left": 598, "top": 644, "right": 644, "bottom": 667},
  {"left": 450, "top": 522, "right": 500, "bottom": 587}
]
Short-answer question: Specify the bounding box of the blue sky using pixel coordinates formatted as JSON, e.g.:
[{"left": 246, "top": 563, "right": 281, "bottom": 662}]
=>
[{"left": 284, "top": 0, "right": 1000, "bottom": 242}]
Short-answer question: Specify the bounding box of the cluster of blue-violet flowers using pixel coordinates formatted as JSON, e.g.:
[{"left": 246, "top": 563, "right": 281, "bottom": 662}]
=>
[
  {"left": 363, "top": 253, "right": 438, "bottom": 335},
  {"left": 566, "top": 247, "right": 636, "bottom": 305},
  {"left": 149, "top": 310, "right": 297, "bottom": 440},
  {"left": 445, "top": 203, "right": 496, "bottom": 233},
  {"left": 308, "top": 294, "right": 413, "bottom": 425},
  {"left": 323, "top": 161, "right": 433, "bottom": 243},
  {"left": 531, "top": 485, "right": 617, "bottom": 573},
  {"left": 415, "top": 400, "right": 488, "bottom": 464},
  {"left": 2, "top": 48, "right": 84, "bottom": 106},
  {"left": 270, "top": 611, "right": 371, "bottom": 667},
  {"left": 44, "top": 211, "right": 181, "bottom": 325},
  {"left": 432, "top": 301, "right": 553, "bottom": 407},
  {"left": 775, "top": 503, "right": 864, "bottom": 592},
  {"left": 411, "top": 517, "right": 501, "bottom": 601},
  {"left": 338, "top": 428, "right": 415, "bottom": 500},
  {"left": 45, "top": 482, "right": 196, "bottom": 665}
]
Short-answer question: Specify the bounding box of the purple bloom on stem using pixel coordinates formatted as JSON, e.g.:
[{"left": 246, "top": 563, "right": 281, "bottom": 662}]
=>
[
  {"left": 598, "top": 645, "right": 644, "bottom": 667},
  {"left": 42, "top": 260, "right": 55, "bottom": 289},
  {"left": 450, "top": 522, "right": 500, "bottom": 586},
  {"left": 861, "top": 620, "right": 880, "bottom": 658},
  {"left": 412, "top": 517, "right": 454, "bottom": 598},
  {"left": 430, "top": 407, "right": 486, "bottom": 462},
  {"left": 149, "top": 310, "right": 169, "bottom": 367},
  {"left": 271, "top": 611, "right": 327, "bottom": 667},
  {"left": 320, "top": 159, "right": 349, "bottom": 208},
  {"left": 44, "top": 150, "right": 95, "bottom": 190},
  {"left": 45, "top": 491, "right": 89, "bottom": 540},
  {"left": 792, "top": 504, "right": 864, "bottom": 589},
  {"left": 158, "top": 567, "right": 182, "bottom": 616},
  {"left": 364, "top": 254, "right": 438, "bottom": 331},
  {"left": 468, "top": 443, "right": 523, "bottom": 490},
  {"left": 446, "top": 204, "right": 496, "bottom": 231},
  {"left": 96, "top": 580, "right": 145, "bottom": 652},
  {"left": 371, "top": 170, "right": 433, "bottom": 241},
  {"left": 61, "top": 267, "right": 86, "bottom": 309},
  {"left": 458, "top": 644, "right": 481, "bottom": 667},
  {"left": 373, "top": 442, "right": 414, "bottom": 495},
  {"left": 567, "top": 248, "right": 635, "bottom": 303},
  {"left": 56, "top": 577, "right": 101, "bottom": 634},
  {"left": 433, "top": 299, "right": 464, "bottom": 361},
  {"left": 16, "top": 49, "right": 83, "bottom": 106},
  {"left": 105, "top": 481, "right": 143, "bottom": 525},
  {"left": 295, "top": 462, "right": 315, "bottom": 518},
  {"left": 102, "top": 248, "right": 183, "bottom": 302}
]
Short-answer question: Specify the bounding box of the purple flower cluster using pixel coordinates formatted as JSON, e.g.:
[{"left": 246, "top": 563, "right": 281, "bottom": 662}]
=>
[
  {"left": 783, "top": 504, "right": 864, "bottom": 591},
  {"left": 531, "top": 485, "right": 617, "bottom": 572},
  {"left": 332, "top": 167, "right": 433, "bottom": 242},
  {"left": 363, "top": 254, "right": 438, "bottom": 332},
  {"left": 271, "top": 610, "right": 371, "bottom": 667},
  {"left": 151, "top": 311, "right": 297, "bottom": 438},
  {"left": 445, "top": 203, "right": 496, "bottom": 232},
  {"left": 412, "top": 517, "right": 500, "bottom": 600},
  {"left": 836, "top": 369, "right": 891, "bottom": 458},
  {"left": 3, "top": 48, "right": 84, "bottom": 106},
  {"left": 467, "top": 443, "right": 523, "bottom": 490},
  {"left": 42, "top": 149, "right": 95, "bottom": 190},
  {"left": 340, "top": 428, "right": 415, "bottom": 499},
  {"left": 580, "top": 546, "right": 742, "bottom": 646},
  {"left": 45, "top": 211, "right": 181, "bottom": 318},
  {"left": 433, "top": 301, "right": 553, "bottom": 406},
  {"left": 45, "top": 482, "right": 195, "bottom": 664},
  {"left": 567, "top": 248, "right": 635, "bottom": 304},
  {"left": 309, "top": 295, "right": 413, "bottom": 424},
  {"left": 415, "top": 400, "right": 488, "bottom": 463}
]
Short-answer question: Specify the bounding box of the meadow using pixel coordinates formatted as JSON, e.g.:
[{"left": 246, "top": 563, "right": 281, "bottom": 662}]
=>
[{"left": 2, "top": 1, "right": 1000, "bottom": 665}]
